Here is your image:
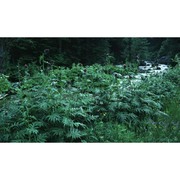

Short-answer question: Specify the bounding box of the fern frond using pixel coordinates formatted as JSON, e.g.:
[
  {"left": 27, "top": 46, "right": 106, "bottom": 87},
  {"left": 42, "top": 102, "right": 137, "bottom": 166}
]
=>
[
  {"left": 27, "top": 126, "right": 38, "bottom": 135},
  {"left": 36, "top": 133, "right": 48, "bottom": 142},
  {"left": 62, "top": 117, "right": 74, "bottom": 127},
  {"left": 51, "top": 128, "right": 64, "bottom": 136},
  {"left": 67, "top": 128, "right": 83, "bottom": 139},
  {"left": 47, "top": 113, "right": 61, "bottom": 123},
  {"left": 127, "top": 113, "right": 138, "bottom": 120},
  {"left": 142, "top": 107, "right": 153, "bottom": 115},
  {"left": 73, "top": 122, "right": 87, "bottom": 128},
  {"left": 117, "top": 112, "right": 129, "bottom": 121}
]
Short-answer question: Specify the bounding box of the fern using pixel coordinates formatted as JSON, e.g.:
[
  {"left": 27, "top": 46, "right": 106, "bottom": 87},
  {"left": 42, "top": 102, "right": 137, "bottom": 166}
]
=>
[
  {"left": 62, "top": 117, "right": 74, "bottom": 127},
  {"left": 67, "top": 128, "right": 86, "bottom": 140},
  {"left": 50, "top": 128, "right": 64, "bottom": 137},
  {"left": 117, "top": 112, "right": 129, "bottom": 122},
  {"left": 0, "top": 64, "right": 179, "bottom": 142},
  {"left": 73, "top": 122, "right": 87, "bottom": 128},
  {"left": 46, "top": 113, "right": 61, "bottom": 123},
  {"left": 26, "top": 126, "right": 39, "bottom": 135}
]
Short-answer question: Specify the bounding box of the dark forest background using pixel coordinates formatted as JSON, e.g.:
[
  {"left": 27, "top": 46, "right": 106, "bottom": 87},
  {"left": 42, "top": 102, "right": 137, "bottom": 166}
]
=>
[{"left": 0, "top": 38, "right": 180, "bottom": 74}]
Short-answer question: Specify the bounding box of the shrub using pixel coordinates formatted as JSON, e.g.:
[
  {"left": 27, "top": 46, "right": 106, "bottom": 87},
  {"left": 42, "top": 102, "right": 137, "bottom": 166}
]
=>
[
  {"left": 0, "top": 71, "right": 97, "bottom": 142},
  {"left": 85, "top": 121, "right": 137, "bottom": 142},
  {"left": 140, "top": 98, "right": 180, "bottom": 142},
  {"left": 139, "top": 73, "right": 177, "bottom": 101},
  {"left": 0, "top": 74, "right": 11, "bottom": 93},
  {"left": 0, "top": 63, "right": 177, "bottom": 142},
  {"left": 164, "top": 67, "right": 180, "bottom": 87}
]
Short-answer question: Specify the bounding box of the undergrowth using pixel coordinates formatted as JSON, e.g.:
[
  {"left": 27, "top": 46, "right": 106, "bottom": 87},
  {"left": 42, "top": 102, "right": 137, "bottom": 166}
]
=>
[{"left": 0, "top": 63, "right": 179, "bottom": 142}]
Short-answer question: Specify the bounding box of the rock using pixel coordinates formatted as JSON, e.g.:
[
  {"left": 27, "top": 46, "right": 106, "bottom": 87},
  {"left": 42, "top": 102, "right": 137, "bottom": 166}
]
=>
[
  {"left": 156, "top": 66, "right": 161, "bottom": 70},
  {"left": 124, "top": 75, "right": 129, "bottom": 79},
  {"left": 139, "top": 61, "right": 146, "bottom": 66},
  {"left": 113, "top": 72, "right": 122, "bottom": 78},
  {"left": 158, "top": 56, "right": 171, "bottom": 64},
  {"left": 115, "top": 65, "right": 123, "bottom": 68}
]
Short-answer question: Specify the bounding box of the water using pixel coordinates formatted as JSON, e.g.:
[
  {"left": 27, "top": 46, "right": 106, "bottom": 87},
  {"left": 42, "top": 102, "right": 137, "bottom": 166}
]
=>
[{"left": 116, "top": 61, "right": 169, "bottom": 84}]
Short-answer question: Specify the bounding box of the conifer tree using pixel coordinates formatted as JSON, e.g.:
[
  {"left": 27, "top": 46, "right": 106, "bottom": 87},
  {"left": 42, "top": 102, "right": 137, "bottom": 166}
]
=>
[{"left": 121, "top": 38, "right": 150, "bottom": 63}]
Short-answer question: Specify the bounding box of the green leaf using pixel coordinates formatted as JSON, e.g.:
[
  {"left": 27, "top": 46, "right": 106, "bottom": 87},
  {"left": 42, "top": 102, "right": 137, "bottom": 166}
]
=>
[
  {"left": 73, "top": 122, "right": 87, "bottom": 128},
  {"left": 62, "top": 117, "right": 74, "bottom": 127},
  {"left": 27, "top": 125, "right": 39, "bottom": 135},
  {"left": 51, "top": 128, "right": 64, "bottom": 136},
  {"left": 67, "top": 128, "right": 85, "bottom": 139},
  {"left": 47, "top": 113, "right": 61, "bottom": 122}
]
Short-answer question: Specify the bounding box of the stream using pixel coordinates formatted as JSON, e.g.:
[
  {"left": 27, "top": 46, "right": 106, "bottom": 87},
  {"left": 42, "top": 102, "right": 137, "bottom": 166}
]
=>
[{"left": 116, "top": 61, "right": 169, "bottom": 84}]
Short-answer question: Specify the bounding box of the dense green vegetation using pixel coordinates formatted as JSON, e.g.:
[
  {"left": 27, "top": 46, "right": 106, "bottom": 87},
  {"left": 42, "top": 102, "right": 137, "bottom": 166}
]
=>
[
  {"left": 0, "top": 38, "right": 180, "bottom": 142},
  {"left": 0, "top": 64, "right": 179, "bottom": 142}
]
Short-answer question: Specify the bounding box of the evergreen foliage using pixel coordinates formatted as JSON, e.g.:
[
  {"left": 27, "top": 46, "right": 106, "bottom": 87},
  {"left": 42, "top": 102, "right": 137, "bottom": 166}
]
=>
[{"left": 121, "top": 38, "right": 150, "bottom": 63}]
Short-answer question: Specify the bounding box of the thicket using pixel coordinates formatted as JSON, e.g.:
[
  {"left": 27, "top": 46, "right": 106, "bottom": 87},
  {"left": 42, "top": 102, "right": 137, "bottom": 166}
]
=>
[{"left": 0, "top": 63, "right": 179, "bottom": 142}]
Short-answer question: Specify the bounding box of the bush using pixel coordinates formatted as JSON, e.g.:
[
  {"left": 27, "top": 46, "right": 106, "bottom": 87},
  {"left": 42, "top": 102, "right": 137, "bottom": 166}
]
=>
[
  {"left": 137, "top": 67, "right": 180, "bottom": 142},
  {"left": 0, "top": 70, "right": 97, "bottom": 142},
  {"left": 0, "top": 64, "right": 179, "bottom": 142},
  {"left": 85, "top": 121, "right": 137, "bottom": 142},
  {"left": 164, "top": 67, "right": 180, "bottom": 87},
  {"left": 0, "top": 74, "right": 11, "bottom": 93},
  {"left": 140, "top": 98, "right": 180, "bottom": 142},
  {"left": 139, "top": 76, "right": 176, "bottom": 101},
  {"left": 139, "top": 67, "right": 180, "bottom": 101}
]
